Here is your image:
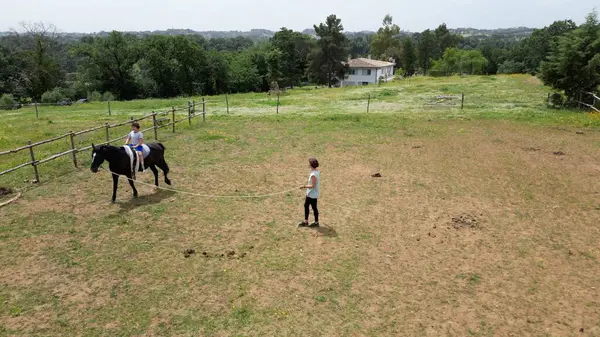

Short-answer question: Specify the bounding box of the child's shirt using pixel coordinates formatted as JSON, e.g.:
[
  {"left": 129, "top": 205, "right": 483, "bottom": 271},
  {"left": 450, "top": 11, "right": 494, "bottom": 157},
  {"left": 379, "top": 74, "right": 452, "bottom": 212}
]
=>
[{"left": 128, "top": 131, "right": 144, "bottom": 146}]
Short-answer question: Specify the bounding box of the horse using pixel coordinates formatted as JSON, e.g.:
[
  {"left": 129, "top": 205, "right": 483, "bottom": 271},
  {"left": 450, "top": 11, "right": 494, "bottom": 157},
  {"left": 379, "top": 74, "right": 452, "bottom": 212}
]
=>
[{"left": 90, "top": 143, "right": 172, "bottom": 203}]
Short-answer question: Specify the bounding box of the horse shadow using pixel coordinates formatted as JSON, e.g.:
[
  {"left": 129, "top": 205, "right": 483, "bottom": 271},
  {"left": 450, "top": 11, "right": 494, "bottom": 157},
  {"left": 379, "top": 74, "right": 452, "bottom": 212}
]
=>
[
  {"left": 117, "top": 189, "right": 177, "bottom": 213},
  {"left": 307, "top": 224, "right": 338, "bottom": 238}
]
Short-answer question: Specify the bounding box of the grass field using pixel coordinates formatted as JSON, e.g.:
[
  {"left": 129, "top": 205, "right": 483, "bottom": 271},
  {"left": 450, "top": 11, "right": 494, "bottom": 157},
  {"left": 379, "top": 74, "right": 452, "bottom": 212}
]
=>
[{"left": 1, "top": 75, "right": 600, "bottom": 336}]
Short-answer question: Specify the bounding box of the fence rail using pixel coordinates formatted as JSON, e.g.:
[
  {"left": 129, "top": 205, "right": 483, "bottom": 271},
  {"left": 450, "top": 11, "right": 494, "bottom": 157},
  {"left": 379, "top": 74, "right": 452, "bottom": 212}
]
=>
[{"left": 0, "top": 101, "right": 203, "bottom": 184}]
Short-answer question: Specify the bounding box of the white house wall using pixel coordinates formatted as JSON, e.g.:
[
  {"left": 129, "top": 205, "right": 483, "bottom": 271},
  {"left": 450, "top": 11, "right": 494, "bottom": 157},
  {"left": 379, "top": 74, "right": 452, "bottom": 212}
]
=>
[
  {"left": 344, "top": 67, "right": 377, "bottom": 86},
  {"left": 343, "top": 65, "right": 395, "bottom": 86}
]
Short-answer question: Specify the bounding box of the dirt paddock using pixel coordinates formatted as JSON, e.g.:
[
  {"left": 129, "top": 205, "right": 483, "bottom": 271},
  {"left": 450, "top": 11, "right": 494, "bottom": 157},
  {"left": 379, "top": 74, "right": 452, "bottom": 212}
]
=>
[{"left": 1, "top": 116, "right": 599, "bottom": 336}]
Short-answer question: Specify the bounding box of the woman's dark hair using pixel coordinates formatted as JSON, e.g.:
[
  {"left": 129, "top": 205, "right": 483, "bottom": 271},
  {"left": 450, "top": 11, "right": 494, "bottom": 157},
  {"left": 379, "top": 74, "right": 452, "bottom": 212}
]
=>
[
  {"left": 309, "top": 158, "right": 319, "bottom": 169},
  {"left": 131, "top": 122, "right": 140, "bottom": 129}
]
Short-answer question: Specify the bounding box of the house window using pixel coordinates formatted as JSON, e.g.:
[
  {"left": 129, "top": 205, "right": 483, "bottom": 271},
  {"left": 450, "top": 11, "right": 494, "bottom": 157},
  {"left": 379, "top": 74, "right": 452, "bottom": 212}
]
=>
[
  {"left": 350, "top": 69, "right": 356, "bottom": 75},
  {"left": 364, "top": 69, "right": 372, "bottom": 76}
]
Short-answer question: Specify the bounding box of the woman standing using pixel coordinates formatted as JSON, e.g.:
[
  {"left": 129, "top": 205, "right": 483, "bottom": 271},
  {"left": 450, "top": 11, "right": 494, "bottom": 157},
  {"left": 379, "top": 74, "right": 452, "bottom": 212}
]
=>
[{"left": 298, "top": 158, "right": 320, "bottom": 228}]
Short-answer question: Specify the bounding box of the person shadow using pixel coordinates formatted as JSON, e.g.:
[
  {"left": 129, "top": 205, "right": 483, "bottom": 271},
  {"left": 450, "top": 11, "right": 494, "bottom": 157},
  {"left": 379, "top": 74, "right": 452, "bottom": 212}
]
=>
[
  {"left": 117, "top": 189, "right": 176, "bottom": 213},
  {"left": 307, "top": 224, "right": 338, "bottom": 237}
]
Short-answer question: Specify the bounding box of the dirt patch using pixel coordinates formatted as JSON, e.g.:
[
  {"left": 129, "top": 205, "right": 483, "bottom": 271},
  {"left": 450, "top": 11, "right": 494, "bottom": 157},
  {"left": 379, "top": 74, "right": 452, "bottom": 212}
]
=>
[
  {"left": 183, "top": 249, "right": 196, "bottom": 258},
  {"left": 522, "top": 147, "right": 540, "bottom": 152},
  {"left": 199, "top": 249, "right": 250, "bottom": 259},
  {"left": 371, "top": 173, "right": 382, "bottom": 178},
  {"left": 0, "top": 187, "right": 12, "bottom": 196},
  {"left": 553, "top": 151, "right": 566, "bottom": 156},
  {"left": 451, "top": 214, "right": 480, "bottom": 229},
  {"left": 523, "top": 76, "right": 543, "bottom": 85}
]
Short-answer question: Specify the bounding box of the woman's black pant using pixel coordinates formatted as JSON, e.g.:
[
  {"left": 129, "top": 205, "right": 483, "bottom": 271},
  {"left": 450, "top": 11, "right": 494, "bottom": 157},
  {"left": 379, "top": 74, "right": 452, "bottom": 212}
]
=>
[{"left": 304, "top": 197, "right": 319, "bottom": 222}]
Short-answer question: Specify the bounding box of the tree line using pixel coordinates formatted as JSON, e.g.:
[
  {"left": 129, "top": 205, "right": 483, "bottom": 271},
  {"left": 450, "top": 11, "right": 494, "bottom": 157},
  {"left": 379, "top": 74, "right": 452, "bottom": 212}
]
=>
[{"left": 0, "top": 11, "right": 598, "bottom": 105}]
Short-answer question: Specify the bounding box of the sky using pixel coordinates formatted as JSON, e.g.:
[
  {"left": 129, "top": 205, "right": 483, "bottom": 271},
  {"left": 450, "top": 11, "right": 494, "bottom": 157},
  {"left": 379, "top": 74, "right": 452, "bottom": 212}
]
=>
[{"left": 0, "top": 0, "right": 595, "bottom": 33}]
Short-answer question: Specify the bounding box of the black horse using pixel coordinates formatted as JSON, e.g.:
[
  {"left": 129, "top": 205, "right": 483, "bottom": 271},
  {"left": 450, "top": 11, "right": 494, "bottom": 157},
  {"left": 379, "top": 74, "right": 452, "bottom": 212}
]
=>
[{"left": 90, "top": 143, "right": 172, "bottom": 202}]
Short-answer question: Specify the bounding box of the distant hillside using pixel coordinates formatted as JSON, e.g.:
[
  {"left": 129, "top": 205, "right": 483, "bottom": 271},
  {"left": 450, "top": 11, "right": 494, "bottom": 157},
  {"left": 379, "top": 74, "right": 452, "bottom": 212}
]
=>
[
  {"left": 451, "top": 27, "right": 534, "bottom": 37},
  {"left": 0, "top": 27, "right": 534, "bottom": 40}
]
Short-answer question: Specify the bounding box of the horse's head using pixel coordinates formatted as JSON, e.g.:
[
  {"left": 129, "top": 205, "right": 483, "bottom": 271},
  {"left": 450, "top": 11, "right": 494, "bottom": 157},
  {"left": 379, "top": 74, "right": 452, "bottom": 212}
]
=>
[{"left": 90, "top": 144, "right": 108, "bottom": 173}]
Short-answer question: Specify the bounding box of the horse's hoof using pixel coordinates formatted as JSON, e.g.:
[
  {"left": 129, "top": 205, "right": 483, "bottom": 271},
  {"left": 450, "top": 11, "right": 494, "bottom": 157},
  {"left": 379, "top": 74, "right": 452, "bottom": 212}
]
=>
[{"left": 165, "top": 180, "right": 172, "bottom": 186}]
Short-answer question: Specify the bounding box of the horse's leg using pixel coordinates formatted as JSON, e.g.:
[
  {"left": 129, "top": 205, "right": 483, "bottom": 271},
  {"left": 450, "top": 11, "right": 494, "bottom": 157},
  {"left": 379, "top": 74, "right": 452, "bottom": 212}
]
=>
[
  {"left": 127, "top": 174, "right": 138, "bottom": 198},
  {"left": 111, "top": 173, "right": 119, "bottom": 203},
  {"left": 157, "top": 159, "right": 171, "bottom": 185},
  {"left": 149, "top": 165, "right": 159, "bottom": 186}
]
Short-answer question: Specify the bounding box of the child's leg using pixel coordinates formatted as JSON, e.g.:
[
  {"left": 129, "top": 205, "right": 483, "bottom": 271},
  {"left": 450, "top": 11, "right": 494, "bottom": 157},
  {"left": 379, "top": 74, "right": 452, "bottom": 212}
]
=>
[{"left": 137, "top": 151, "right": 144, "bottom": 172}]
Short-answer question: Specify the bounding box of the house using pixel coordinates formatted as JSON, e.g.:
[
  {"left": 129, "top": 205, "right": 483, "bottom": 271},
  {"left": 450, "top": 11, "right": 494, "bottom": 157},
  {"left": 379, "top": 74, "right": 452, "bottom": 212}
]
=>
[{"left": 342, "top": 57, "right": 395, "bottom": 87}]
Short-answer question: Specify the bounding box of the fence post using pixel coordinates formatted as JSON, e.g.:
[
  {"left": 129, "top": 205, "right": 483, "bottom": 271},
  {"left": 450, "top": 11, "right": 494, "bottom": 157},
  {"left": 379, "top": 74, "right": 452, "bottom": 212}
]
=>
[
  {"left": 276, "top": 93, "right": 280, "bottom": 114},
  {"left": 226, "top": 94, "right": 229, "bottom": 114},
  {"left": 69, "top": 131, "right": 78, "bottom": 168},
  {"left": 172, "top": 106, "right": 176, "bottom": 133},
  {"left": 34, "top": 102, "right": 39, "bottom": 119},
  {"left": 188, "top": 101, "right": 192, "bottom": 126},
  {"left": 367, "top": 95, "right": 371, "bottom": 113},
  {"left": 461, "top": 93, "right": 465, "bottom": 110},
  {"left": 579, "top": 91, "right": 583, "bottom": 110},
  {"left": 28, "top": 140, "right": 40, "bottom": 183},
  {"left": 152, "top": 112, "right": 158, "bottom": 140},
  {"left": 192, "top": 100, "right": 196, "bottom": 114},
  {"left": 107, "top": 101, "right": 111, "bottom": 116},
  {"left": 105, "top": 123, "right": 110, "bottom": 143},
  {"left": 202, "top": 97, "right": 206, "bottom": 122},
  {"left": 547, "top": 93, "right": 551, "bottom": 108}
]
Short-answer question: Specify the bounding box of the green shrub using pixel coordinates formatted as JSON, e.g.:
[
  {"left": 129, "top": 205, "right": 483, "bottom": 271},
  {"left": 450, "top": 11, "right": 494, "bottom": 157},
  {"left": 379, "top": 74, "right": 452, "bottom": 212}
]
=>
[
  {"left": 0, "top": 93, "right": 15, "bottom": 107},
  {"left": 102, "top": 92, "right": 115, "bottom": 102},
  {"left": 550, "top": 93, "right": 565, "bottom": 108},
  {"left": 41, "top": 88, "right": 66, "bottom": 103},
  {"left": 87, "top": 91, "right": 102, "bottom": 102}
]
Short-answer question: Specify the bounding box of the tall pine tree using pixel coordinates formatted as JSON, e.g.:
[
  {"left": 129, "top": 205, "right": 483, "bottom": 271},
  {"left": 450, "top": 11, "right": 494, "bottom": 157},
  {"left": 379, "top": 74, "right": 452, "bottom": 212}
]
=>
[
  {"left": 310, "top": 15, "right": 349, "bottom": 87},
  {"left": 401, "top": 37, "right": 417, "bottom": 76}
]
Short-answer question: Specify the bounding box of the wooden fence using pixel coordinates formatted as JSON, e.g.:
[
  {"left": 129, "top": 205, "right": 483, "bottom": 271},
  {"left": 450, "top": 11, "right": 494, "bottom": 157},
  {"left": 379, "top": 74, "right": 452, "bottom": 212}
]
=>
[{"left": 0, "top": 99, "right": 207, "bottom": 183}]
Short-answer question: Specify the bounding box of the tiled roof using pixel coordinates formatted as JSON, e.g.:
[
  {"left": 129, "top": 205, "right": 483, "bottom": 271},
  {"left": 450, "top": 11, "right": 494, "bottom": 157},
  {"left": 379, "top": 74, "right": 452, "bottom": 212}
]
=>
[{"left": 347, "top": 58, "right": 395, "bottom": 68}]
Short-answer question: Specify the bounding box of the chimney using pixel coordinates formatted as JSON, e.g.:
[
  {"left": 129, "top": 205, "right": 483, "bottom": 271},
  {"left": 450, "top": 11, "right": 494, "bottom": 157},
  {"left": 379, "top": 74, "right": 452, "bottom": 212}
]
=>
[
  {"left": 367, "top": 54, "right": 371, "bottom": 59},
  {"left": 348, "top": 54, "right": 352, "bottom": 62}
]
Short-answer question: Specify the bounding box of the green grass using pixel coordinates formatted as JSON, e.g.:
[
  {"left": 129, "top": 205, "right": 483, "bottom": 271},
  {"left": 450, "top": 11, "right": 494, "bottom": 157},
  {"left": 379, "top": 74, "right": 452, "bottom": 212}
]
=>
[
  {"left": 1, "top": 74, "right": 600, "bottom": 336},
  {"left": 4, "top": 74, "right": 598, "bottom": 190}
]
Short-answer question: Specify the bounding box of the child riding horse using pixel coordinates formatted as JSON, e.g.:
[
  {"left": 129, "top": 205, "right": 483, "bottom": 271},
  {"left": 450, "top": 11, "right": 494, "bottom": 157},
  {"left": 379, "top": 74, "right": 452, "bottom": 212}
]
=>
[{"left": 90, "top": 143, "right": 172, "bottom": 203}]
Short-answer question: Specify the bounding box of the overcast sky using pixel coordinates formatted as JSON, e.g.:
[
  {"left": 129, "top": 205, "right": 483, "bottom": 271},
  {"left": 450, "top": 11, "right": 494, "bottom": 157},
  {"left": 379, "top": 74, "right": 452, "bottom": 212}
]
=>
[{"left": 0, "top": 0, "right": 595, "bottom": 33}]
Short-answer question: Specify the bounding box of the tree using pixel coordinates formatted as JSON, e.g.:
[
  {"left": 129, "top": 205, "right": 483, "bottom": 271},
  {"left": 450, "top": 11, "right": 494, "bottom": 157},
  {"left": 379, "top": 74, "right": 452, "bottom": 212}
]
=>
[
  {"left": 370, "top": 14, "right": 401, "bottom": 62},
  {"left": 13, "top": 22, "right": 63, "bottom": 100},
  {"left": 229, "top": 51, "right": 261, "bottom": 93},
  {"left": 416, "top": 29, "right": 436, "bottom": 73},
  {"left": 401, "top": 37, "right": 417, "bottom": 76},
  {"left": 266, "top": 48, "right": 284, "bottom": 86},
  {"left": 170, "top": 36, "right": 208, "bottom": 96},
  {"left": 203, "top": 50, "right": 230, "bottom": 95},
  {"left": 540, "top": 11, "right": 600, "bottom": 101},
  {"left": 0, "top": 44, "right": 26, "bottom": 97},
  {"left": 310, "top": 15, "right": 349, "bottom": 87},
  {"left": 143, "top": 35, "right": 178, "bottom": 97},
  {"left": 74, "top": 31, "right": 140, "bottom": 99},
  {"left": 430, "top": 48, "right": 488, "bottom": 76},
  {"left": 270, "top": 28, "right": 314, "bottom": 87},
  {"left": 349, "top": 34, "right": 372, "bottom": 58},
  {"left": 513, "top": 20, "right": 577, "bottom": 74},
  {"left": 434, "top": 23, "right": 460, "bottom": 58}
]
